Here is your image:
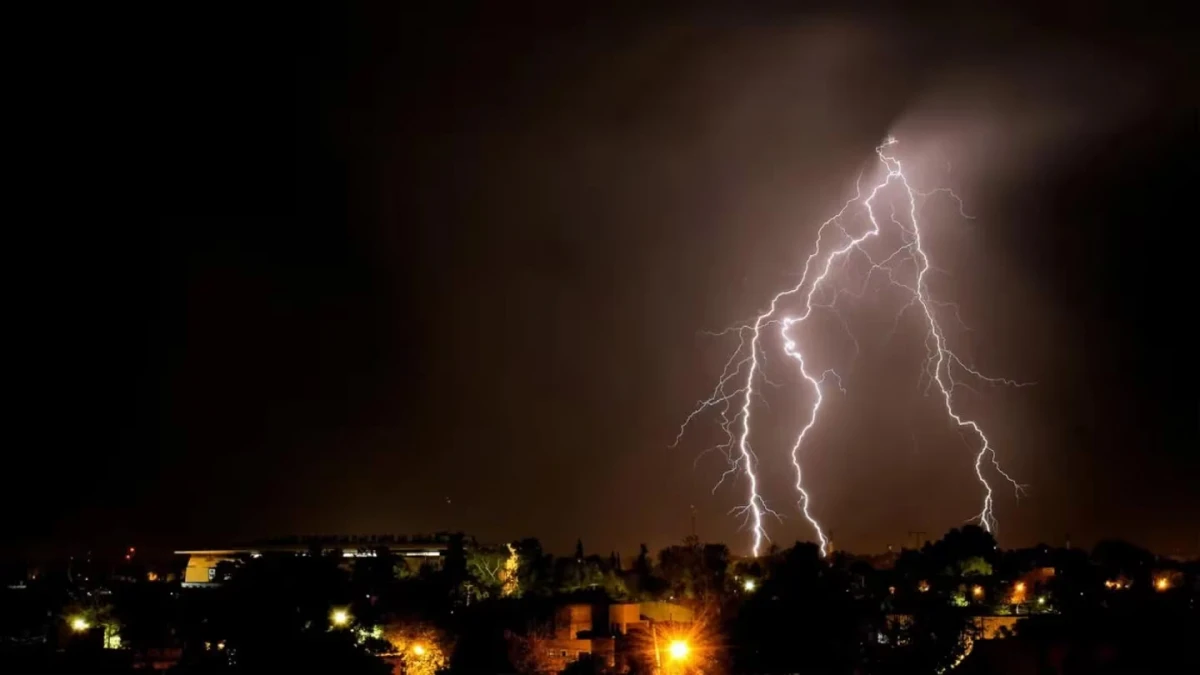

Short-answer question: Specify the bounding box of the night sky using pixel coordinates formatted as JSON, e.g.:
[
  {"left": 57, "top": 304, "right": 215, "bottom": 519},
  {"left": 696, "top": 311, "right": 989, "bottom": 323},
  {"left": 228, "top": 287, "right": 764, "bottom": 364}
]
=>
[{"left": 16, "top": 4, "right": 1196, "bottom": 558}]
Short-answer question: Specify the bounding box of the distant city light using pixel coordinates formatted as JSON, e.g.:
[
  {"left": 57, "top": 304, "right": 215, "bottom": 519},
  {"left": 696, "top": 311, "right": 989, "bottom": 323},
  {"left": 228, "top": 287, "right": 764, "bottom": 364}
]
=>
[
  {"left": 743, "top": 579, "right": 756, "bottom": 592},
  {"left": 668, "top": 640, "right": 689, "bottom": 662},
  {"left": 1155, "top": 577, "right": 1170, "bottom": 591},
  {"left": 70, "top": 617, "right": 89, "bottom": 632},
  {"left": 972, "top": 585, "right": 984, "bottom": 598},
  {"left": 330, "top": 609, "right": 351, "bottom": 627},
  {"left": 1037, "top": 596, "right": 1046, "bottom": 605},
  {"left": 917, "top": 580, "right": 930, "bottom": 593},
  {"left": 1014, "top": 582, "right": 1026, "bottom": 593}
]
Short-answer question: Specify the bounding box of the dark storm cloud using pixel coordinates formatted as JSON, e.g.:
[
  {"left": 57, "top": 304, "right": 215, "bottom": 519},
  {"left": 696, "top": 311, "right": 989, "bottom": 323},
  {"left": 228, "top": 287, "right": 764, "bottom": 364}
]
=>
[
  {"left": 16, "top": 3, "right": 1194, "bottom": 557},
  {"left": 344, "top": 6, "right": 1192, "bottom": 555}
]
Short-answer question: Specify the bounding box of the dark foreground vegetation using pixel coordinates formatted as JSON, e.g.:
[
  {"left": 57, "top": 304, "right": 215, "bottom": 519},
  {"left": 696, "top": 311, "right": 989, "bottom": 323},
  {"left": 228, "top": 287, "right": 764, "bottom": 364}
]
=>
[{"left": 2, "top": 528, "right": 1197, "bottom": 674}]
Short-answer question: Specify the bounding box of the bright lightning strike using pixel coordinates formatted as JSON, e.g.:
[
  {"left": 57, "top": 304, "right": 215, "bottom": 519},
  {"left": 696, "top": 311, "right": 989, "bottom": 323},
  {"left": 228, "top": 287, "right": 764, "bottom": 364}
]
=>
[{"left": 675, "top": 138, "right": 1030, "bottom": 556}]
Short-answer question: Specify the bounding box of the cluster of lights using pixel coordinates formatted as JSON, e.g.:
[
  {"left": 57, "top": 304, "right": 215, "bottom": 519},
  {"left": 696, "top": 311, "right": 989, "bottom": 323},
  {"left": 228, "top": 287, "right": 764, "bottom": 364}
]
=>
[{"left": 1100, "top": 578, "right": 1171, "bottom": 591}]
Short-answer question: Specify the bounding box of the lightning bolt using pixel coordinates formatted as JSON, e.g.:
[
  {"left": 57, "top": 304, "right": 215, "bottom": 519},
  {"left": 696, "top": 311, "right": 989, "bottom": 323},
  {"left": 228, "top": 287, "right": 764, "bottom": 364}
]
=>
[{"left": 676, "top": 138, "right": 1029, "bottom": 556}]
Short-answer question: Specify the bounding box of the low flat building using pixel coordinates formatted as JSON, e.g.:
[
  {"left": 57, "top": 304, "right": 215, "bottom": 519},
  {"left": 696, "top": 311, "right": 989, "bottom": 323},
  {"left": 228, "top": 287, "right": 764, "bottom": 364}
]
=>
[{"left": 176, "top": 535, "right": 450, "bottom": 587}]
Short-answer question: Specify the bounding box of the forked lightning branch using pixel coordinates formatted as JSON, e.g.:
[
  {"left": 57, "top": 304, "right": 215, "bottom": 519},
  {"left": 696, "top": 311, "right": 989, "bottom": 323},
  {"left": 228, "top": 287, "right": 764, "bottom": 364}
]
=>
[{"left": 675, "top": 139, "right": 1031, "bottom": 557}]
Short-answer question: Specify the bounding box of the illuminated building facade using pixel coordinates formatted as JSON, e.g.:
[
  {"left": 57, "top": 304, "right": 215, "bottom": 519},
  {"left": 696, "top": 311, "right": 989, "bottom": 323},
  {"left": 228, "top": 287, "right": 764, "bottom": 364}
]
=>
[
  {"left": 531, "top": 601, "right": 695, "bottom": 672},
  {"left": 177, "top": 535, "right": 450, "bottom": 587}
]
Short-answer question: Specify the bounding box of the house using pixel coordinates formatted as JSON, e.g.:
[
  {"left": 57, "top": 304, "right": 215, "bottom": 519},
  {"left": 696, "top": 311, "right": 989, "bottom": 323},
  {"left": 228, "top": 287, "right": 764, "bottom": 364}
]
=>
[{"left": 531, "top": 601, "right": 695, "bottom": 672}]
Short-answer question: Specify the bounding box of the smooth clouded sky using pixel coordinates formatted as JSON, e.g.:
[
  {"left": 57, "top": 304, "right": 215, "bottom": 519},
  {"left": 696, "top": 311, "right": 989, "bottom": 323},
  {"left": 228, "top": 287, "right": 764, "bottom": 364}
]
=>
[{"left": 14, "top": 4, "right": 1195, "bottom": 558}]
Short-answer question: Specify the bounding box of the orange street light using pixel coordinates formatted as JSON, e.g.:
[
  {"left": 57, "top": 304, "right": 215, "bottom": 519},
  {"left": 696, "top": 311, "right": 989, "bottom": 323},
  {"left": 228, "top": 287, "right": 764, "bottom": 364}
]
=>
[
  {"left": 412, "top": 644, "right": 426, "bottom": 656},
  {"left": 1155, "top": 577, "right": 1169, "bottom": 592},
  {"left": 668, "top": 640, "right": 689, "bottom": 662},
  {"left": 972, "top": 585, "right": 984, "bottom": 598}
]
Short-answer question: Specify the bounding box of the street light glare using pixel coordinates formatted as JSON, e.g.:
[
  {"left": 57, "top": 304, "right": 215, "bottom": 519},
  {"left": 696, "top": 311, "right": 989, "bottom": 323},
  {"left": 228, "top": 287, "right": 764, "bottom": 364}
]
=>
[
  {"left": 70, "top": 617, "right": 89, "bottom": 632},
  {"left": 412, "top": 644, "right": 426, "bottom": 656},
  {"left": 330, "top": 609, "right": 350, "bottom": 626},
  {"left": 743, "top": 579, "right": 756, "bottom": 592},
  {"left": 668, "top": 640, "right": 689, "bottom": 661}
]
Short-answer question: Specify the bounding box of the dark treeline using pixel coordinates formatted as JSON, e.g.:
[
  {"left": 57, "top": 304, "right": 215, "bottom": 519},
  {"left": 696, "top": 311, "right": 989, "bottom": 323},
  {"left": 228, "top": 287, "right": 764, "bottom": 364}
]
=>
[{"left": 1, "top": 528, "right": 1197, "bottom": 673}]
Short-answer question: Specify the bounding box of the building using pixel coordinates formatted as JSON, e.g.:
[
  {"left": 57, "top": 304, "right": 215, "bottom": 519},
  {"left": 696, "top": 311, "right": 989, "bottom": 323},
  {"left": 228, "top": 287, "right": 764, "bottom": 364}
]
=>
[
  {"left": 176, "top": 534, "right": 450, "bottom": 587},
  {"left": 532, "top": 601, "right": 694, "bottom": 673}
]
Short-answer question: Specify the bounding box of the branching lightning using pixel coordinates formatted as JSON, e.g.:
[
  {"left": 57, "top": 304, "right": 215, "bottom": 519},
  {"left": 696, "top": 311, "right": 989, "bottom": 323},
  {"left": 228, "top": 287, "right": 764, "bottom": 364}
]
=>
[{"left": 674, "top": 138, "right": 1030, "bottom": 556}]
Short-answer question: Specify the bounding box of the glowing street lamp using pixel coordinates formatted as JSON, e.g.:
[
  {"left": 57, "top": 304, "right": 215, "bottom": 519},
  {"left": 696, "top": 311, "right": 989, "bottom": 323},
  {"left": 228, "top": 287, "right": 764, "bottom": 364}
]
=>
[
  {"left": 69, "top": 616, "right": 89, "bottom": 633},
  {"left": 411, "top": 644, "right": 426, "bottom": 656},
  {"left": 971, "top": 585, "right": 984, "bottom": 598},
  {"left": 742, "top": 579, "right": 756, "bottom": 592},
  {"left": 1155, "top": 577, "right": 1170, "bottom": 592},
  {"left": 668, "top": 640, "right": 689, "bottom": 662},
  {"left": 330, "top": 609, "right": 351, "bottom": 627}
]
